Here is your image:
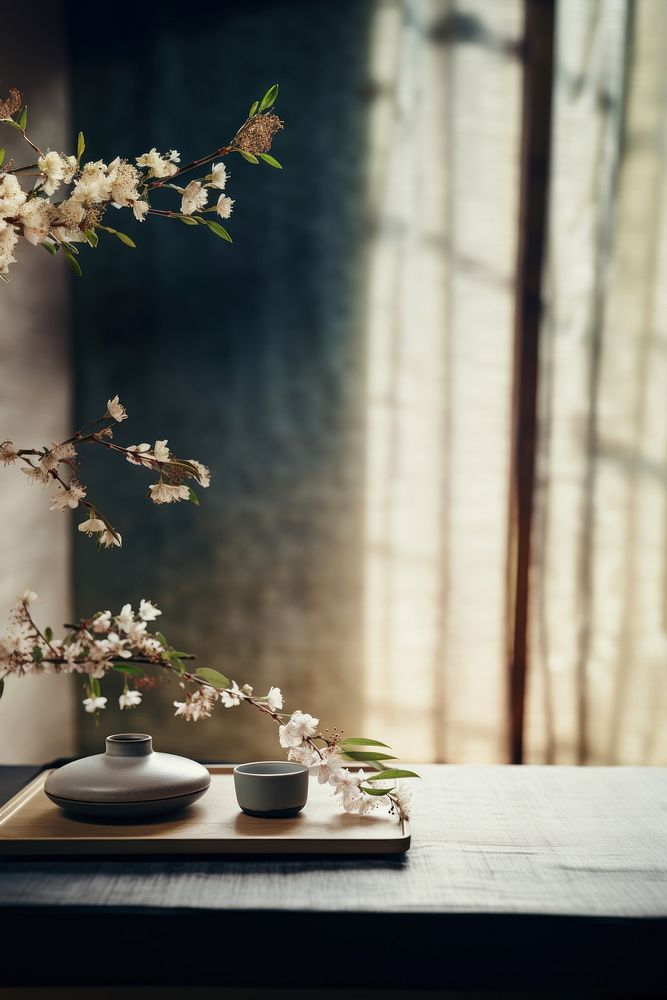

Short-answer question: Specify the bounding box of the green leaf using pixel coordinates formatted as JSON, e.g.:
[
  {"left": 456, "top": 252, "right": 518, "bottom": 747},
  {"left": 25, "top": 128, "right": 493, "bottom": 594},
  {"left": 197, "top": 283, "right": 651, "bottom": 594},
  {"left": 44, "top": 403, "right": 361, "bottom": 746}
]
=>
[
  {"left": 155, "top": 631, "right": 168, "bottom": 647},
  {"left": 361, "top": 785, "right": 396, "bottom": 796},
  {"left": 63, "top": 250, "right": 82, "bottom": 277},
  {"left": 339, "top": 737, "right": 392, "bottom": 749},
  {"left": 17, "top": 106, "right": 28, "bottom": 130},
  {"left": 41, "top": 240, "right": 58, "bottom": 255},
  {"left": 203, "top": 219, "right": 233, "bottom": 242},
  {"left": 77, "top": 130, "right": 85, "bottom": 159},
  {"left": 341, "top": 751, "right": 398, "bottom": 763},
  {"left": 90, "top": 676, "right": 101, "bottom": 698},
  {"left": 258, "top": 153, "right": 282, "bottom": 169},
  {"left": 367, "top": 769, "right": 421, "bottom": 782},
  {"left": 195, "top": 668, "right": 231, "bottom": 689},
  {"left": 112, "top": 664, "right": 144, "bottom": 676},
  {"left": 3, "top": 120, "right": 23, "bottom": 132},
  {"left": 259, "top": 84, "right": 279, "bottom": 111},
  {"left": 32, "top": 645, "right": 43, "bottom": 663},
  {"left": 188, "top": 486, "right": 200, "bottom": 506},
  {"left": 44, "top": 627, "right": 53, "bottom": 642},
  {"left": 239, "top": 150, "right": 259, "bottom": 164},
  {"left": 113, "top": 230, "right": 136, "bottom": 248},
  {"left": 249, "top": 100, "right": 259, "bottom": 117},
  {"left": 0, "top": 149, "right": 4, "bottom": 167},
  {"left": 176, "top": 215, "right": 198, "bottom": 225},
  {"left": 84, "top": 228, "right": 99, "bottom": 247}
]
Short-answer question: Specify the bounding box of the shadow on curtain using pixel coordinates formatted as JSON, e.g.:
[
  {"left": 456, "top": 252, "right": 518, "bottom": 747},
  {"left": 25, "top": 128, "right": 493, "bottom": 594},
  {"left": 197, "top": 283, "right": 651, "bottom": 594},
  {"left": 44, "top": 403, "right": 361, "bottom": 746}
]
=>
[{"left": 528, "top": 0, "right": 667, "bottom": 765}]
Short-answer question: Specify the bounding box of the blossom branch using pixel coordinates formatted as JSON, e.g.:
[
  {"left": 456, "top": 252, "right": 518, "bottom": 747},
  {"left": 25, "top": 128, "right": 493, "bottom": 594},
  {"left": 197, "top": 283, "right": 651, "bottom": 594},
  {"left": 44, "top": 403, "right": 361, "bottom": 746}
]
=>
[
  {"left": 1, "top": 84, "right": 283, "bottom": 279},
  {"left": 1, "top": 394, "right": 211, "bottom": 548},
  {"left": 0, "top": 593, "right": 418, "bottom": 821}
]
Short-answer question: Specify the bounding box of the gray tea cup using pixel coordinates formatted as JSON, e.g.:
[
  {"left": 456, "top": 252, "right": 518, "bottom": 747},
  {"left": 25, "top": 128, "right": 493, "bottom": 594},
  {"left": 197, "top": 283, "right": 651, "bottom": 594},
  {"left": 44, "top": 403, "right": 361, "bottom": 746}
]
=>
[{"left": 233, "top": 761, "right": 309, "bottom": 818}]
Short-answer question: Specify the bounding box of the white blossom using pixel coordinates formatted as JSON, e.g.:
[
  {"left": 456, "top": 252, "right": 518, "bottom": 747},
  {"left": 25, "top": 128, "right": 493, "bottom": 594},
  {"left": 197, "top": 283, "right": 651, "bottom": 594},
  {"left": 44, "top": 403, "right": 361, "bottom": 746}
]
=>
[
  {"left": 136, "top": 149, "right": 179, "bottom": 179},
  {"left": 187, "top": 459, "right": 210, "bottom": 487},
  {"left": 216, "top": 194, "right": 233, "bottom": 220},
  {"left": 220, "top": 680, "right": 244, "bottom": 708},
  {"left": 52, "top": 197, "right": 86, "bottom": 242},
  {"left": 22, "top": 465, "right": 50, "bottom": 486},
  {"left": 135, "top": 635, "right": 163, "bottom": 659},
  {"left": 138, "top": 599, "right": 161, "bottom": 622},
  {"left": 92, "top": 611, "right": 112, "bottom": 633},
  {"left": 132, "top": 201, "right": 149, "bottom": 221},
  {"left": 266, "top": 686, "right": 283, "bottom": 713},
  {"left": 149, "top": 482, "right": 190, "bottom": 504},
  {"left": 119, "top": 689, "right": 142, "bottom": 710},
  {"left": 0, "top": 174, "right": 27, "bottom": 219},
  {"left": 20, "top": 589, "right": 38, "bottom": 606},
  {"left": 100, "top": 530, "right": 122, "bottom": 548},
  {"left": 72, "top": 160, "right": 113, "bottom": 204},
  {"left": 126, "top": 443, "right": 153, "bottom": 467},
  {"left": 78, "top": 516, "right": 106, "bottom": 535},
  {"left": 106, "top": 394, "right": 128, "bottom": 422},
  {"left": 37, "top": 151, "right": 75, "bottom": 196},
  {"left": 98, "top": 631, "right": 131, "bottom": 658},
  {"left": 153, "top": 439, "right": 170, "bottom": 462},
  {"left": 108, "top": 158, "right": 142, "bottom": 207},
  {"left": 393, "top": 787, "right": 412, "bottom": 819},
  {"left": 174, "top": 688, "right": 216, "bottom": 721},
  {"left": 116, "top": 604, "right": 135, "bottom": 632},
  {"left": 316, "top": 748, "right": 344, "bottom": 785},
  {"left": 83, "top": 695, "right": 107, "bottom": 713},
  {"left": 287, "top": 745, "right": 319, "bottom": 766},
  {"left": 41, "top": 442, "right": 77, "bottom": 471},
  {"left": 49, "top": 482, "right": 86, "bottom": 511},
  {"left": 0, "top": 441, "right": 18, "bottom": 465},
  {"left": 331, "top": 768, "right": 366, "bottom": 812},
  {"left": 18, "top": 198, "right": 52, "bottom": 245},
  {"left": 0, "top": 221, "right": 18, "bottom": 274},
  {"left": 180, "top": 180, "right": 208, "bottom": 216},
  {"left": 278, "top": 710, "right": 319, "bottom": 748},
  {"left": 209, "top": 162, "right": 228, "bottom": 189},
  {"left": 124, "top": 619, "right": 148, "bottom": 644}
]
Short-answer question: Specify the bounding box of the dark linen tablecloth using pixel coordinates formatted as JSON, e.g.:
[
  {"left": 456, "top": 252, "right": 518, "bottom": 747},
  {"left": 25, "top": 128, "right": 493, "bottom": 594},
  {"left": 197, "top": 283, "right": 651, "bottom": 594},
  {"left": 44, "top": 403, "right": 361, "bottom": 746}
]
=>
[{"left": 0, "top": 764, "right": 665, "bottom": 992}]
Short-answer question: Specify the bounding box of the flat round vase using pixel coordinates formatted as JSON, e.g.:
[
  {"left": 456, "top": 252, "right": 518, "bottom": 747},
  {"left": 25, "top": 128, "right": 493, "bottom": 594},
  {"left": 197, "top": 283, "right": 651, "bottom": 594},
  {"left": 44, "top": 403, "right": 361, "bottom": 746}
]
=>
[{"left": 44, "top": 733, "right": 210, "bottom": 820}]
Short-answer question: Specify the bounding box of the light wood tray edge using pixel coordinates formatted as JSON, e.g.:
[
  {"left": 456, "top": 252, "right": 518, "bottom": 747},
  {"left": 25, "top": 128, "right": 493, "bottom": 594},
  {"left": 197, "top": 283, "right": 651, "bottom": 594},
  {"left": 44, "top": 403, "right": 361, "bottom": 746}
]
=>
[{"left": 0, "top": 765, "right": 411, "bottom": 857}]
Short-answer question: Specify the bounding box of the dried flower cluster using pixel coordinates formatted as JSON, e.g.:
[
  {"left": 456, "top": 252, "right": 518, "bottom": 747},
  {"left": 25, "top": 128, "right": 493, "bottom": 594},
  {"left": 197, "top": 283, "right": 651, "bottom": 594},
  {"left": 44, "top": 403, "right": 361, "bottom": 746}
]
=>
[
  {"left": 1, "top": 395, "right": 210, "bottom": 547},
  {"left": 0, "top": 592, "right": 418, "bottom": 821},
  {"left": 0, "top": 85, "right": 283, "bottom": 279}
]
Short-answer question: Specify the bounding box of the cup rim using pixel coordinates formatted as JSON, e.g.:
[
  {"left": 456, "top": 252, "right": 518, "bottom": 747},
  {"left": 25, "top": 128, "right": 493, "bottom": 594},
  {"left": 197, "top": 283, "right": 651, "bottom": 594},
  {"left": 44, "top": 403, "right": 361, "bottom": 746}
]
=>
[{"left": 233, "top": 760, "right": 309, "bottom": 777}]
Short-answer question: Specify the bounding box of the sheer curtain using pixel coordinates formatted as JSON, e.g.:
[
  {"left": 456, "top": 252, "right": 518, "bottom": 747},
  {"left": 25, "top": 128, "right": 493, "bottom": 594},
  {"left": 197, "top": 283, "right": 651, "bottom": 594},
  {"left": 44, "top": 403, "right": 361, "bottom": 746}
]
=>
[
  {"left": 360, "top": 0, "right": 523, "bottom": 761},
  {"left": 527, "top": 0, "right": 667, "bottom": 765},
  {"left": 360, "top": 0, "right": 667, "bottom": 765}
]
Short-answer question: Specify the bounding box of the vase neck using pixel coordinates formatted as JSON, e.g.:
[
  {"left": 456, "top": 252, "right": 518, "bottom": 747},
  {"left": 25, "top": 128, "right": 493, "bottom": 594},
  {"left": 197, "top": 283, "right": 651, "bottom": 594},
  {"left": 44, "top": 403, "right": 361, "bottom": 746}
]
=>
[{"left": 105, "top": 734, "right": 153, "bottom": 757}]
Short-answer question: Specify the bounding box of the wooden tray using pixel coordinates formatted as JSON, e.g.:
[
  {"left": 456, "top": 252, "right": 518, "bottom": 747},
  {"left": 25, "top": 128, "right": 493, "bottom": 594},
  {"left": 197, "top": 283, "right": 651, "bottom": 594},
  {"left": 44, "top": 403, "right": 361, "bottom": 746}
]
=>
[{"left": 0, "top": 765, "right": 410, "bottom": 857}]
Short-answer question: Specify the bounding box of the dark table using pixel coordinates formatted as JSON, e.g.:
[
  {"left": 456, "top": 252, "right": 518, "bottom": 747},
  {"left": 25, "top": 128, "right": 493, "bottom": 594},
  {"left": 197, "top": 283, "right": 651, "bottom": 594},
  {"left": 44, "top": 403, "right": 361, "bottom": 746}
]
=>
[{"left": 0, "top": 764, "right": 665, "bottom": 993}]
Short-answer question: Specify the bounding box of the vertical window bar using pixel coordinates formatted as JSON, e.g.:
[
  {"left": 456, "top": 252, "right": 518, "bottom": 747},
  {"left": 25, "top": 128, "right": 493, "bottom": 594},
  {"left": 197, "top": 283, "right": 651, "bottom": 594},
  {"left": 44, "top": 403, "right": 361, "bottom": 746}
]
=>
[{"left": 506, "top": 0, "right": 556, "bottom": 764}]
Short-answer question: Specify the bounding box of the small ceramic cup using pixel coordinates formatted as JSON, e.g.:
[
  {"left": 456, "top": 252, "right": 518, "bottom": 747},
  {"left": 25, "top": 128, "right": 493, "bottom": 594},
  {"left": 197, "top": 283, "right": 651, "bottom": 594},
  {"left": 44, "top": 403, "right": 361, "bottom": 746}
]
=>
[{"left": 233, "top": 761, "right": 309, "bottom": 818}]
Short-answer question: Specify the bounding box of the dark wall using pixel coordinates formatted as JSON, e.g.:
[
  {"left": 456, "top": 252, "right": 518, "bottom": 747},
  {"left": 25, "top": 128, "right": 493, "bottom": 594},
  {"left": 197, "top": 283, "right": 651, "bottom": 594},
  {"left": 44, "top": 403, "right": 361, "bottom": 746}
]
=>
[{"left": 66, "top": 0, "right": 373, "bottom": 759}]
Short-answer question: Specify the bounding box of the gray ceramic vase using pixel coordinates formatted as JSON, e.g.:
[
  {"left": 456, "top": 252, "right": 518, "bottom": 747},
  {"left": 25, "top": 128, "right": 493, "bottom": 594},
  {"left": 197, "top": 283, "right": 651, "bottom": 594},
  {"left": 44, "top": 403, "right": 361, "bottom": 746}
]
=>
[{"left": 44, "top": 733, "right": 211, "bottom": 819}]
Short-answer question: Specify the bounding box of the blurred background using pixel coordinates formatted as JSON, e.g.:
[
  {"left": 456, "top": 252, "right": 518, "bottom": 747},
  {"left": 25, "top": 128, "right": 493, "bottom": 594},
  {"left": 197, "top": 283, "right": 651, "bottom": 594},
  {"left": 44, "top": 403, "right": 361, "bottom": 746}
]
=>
[{"left": 1, "top": 0, "right": 666, "bottom": 766}]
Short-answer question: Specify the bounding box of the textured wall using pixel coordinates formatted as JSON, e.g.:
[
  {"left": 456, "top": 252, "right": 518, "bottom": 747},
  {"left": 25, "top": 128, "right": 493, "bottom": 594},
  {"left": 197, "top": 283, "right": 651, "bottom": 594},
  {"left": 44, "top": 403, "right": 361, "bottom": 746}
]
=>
[
  {"left": 0, "top": 7, "right": 75, "bottom": 763},
  {"left": 67, "top": 1, "right": 372, "bottom": 760}
]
